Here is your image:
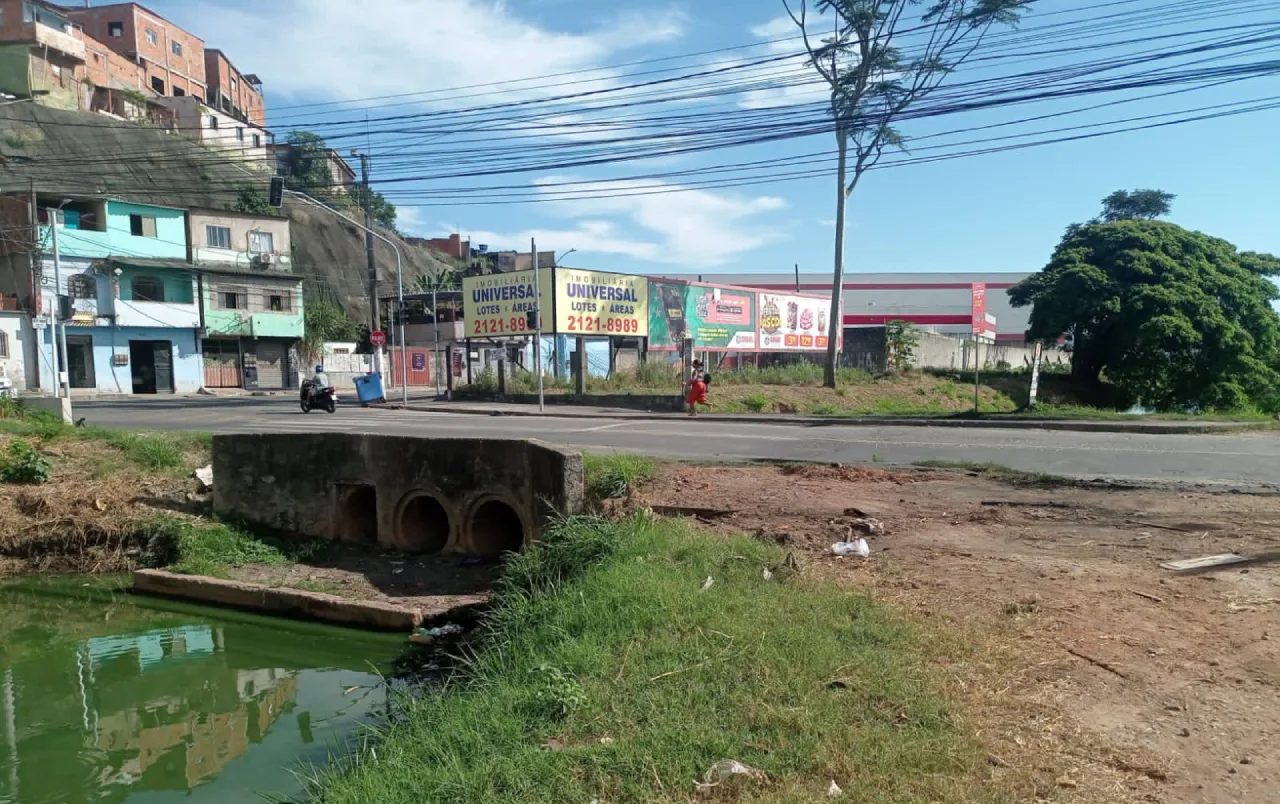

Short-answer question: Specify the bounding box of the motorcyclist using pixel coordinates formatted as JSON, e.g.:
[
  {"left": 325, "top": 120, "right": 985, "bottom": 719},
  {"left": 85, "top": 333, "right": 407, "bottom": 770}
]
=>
[{"left": 308, "top": 365, "right": 330, "bottom": 400}]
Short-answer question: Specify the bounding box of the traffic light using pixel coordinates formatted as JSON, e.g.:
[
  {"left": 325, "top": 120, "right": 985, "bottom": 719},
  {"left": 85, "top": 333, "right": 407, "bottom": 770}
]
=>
[{"left": 268, "top": 176, "right": 284, "bottom": 208}]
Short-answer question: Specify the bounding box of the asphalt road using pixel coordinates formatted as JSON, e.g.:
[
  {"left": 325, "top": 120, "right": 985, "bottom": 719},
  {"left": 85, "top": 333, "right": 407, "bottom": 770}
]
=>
[{"left": 72, "top": 396, "right": 1280, "bottom": 490}]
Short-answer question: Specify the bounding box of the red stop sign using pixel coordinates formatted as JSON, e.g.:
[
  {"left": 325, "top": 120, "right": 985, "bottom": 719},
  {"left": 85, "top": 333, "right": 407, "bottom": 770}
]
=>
[{"left": 369, "top": 330, "right": 386, "bottom": 347}]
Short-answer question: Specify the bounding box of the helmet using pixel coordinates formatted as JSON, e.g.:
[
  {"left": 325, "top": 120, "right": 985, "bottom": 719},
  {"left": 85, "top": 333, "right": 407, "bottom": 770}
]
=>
[{"left": 315, "top": 365, "right": 324, "bottom": 372}]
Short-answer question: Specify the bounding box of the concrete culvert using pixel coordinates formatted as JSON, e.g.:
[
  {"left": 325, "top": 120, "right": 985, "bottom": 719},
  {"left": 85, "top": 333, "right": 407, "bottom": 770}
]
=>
[
  {"left": 336, "top": 484, "right": 378, "bottom": 545},
  {"left": 398, "top": 494, "right": 450, "bottom": 554},
  {"left": 469, "top": 500, "right": 525, "bottom": 556}
]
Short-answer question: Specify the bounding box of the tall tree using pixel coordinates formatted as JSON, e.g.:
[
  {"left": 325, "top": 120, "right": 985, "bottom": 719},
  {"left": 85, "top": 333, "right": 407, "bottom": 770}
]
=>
[
  {"left": 1096, "top": 189, "right": 1175, "bottom": 223},
  {"left": 1009, "top": 220, "right": 1280, "bottom": 411},
  {"left": 787, "top": 0, "right": 1029, "bottom": 387},
  {"left": 347, "top": 185, "right": 398, "bottom": 231},
  {"left": 285, "top": 130, "right": 336, "bottom": 194}
]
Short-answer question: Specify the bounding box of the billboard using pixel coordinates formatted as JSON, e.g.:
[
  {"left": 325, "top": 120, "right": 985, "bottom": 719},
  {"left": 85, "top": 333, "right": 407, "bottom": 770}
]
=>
[
  {"left": 757, "top": 292, "right": 838, "bottom": 351},
  {"left": 648, "top": 280, "right": 757, "bottom": 351},
  {"left": 971, "top": 282, "right": 997, "bottom": 341},
  {"left": 462, "top": 269, "right": 553, "bottom": 338},
  {"left": 553, "top": 268, "right": 648, "bottom": 336}
]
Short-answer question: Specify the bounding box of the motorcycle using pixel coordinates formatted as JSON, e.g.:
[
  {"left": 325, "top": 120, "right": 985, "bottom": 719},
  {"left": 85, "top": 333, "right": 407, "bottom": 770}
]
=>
[{"left": 300, "top": 380, "right": 337, "bottom": 414}]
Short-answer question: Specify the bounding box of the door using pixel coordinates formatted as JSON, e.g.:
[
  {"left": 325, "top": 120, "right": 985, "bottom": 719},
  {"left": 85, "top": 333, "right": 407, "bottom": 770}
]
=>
[
  {"left": 254, "top": 341, "right": 285, "bottom": 389},
  {"left": 152, "top": 342, "right": 173, "bottom": 394},
  {"left": 128, "top": 340, "right": 173, "bottom": 394},
  {"left": 65, "top": 335, "right": 95, "bottom": 389},
  {"left": 202, "top": 339, "right": 242, "bottom": 388}
]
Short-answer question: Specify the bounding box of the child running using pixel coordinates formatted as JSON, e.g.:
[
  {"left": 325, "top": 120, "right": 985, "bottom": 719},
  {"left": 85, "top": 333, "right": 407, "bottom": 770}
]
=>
[{"left": 686, "top": 359, "right": 709, "bottom": 416}]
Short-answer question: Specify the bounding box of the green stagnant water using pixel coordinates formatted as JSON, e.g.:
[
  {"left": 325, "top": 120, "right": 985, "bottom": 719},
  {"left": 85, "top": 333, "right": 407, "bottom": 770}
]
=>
[{"left": 0, "top": 576, "right": 405, "bottom": 804}]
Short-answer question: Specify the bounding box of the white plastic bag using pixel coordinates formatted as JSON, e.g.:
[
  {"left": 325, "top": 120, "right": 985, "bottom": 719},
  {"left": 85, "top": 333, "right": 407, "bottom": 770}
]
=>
[{"left": 831, "top": 538, "right": 870, "bottom": 558}]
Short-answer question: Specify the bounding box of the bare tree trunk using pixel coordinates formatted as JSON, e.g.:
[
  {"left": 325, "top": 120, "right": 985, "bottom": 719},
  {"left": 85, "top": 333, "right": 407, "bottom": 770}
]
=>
[{"left": 824, "top": 127, "right": 848, "bottom": 388}]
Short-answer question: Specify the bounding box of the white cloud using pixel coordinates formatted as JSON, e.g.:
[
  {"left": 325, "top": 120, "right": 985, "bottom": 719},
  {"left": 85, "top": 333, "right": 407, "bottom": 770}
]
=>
[
  {"left": 460, "top": 177, "right": 787, "bottom": 267},
  {"left": 193, "top": 0, "right": 687, "bottom": 105}
]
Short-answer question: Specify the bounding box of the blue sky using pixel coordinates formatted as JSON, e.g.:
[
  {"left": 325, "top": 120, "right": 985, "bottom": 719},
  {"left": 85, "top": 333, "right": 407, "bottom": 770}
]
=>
[{"left": 146, "top": 0, "right": 1280, "bottom": 278}]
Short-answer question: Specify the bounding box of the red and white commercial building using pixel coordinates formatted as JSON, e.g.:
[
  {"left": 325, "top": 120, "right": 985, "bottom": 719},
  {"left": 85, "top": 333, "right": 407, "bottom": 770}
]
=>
[{"left": 665, "top": 272, "right": 1031, "bottom": 342}]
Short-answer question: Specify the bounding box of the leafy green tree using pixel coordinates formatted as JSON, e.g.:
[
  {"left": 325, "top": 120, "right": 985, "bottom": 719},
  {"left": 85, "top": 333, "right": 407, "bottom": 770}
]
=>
[
  {"left": 298, "top": 300, "right": 362, "bottom": 362},
  {"left": 787, "top": 0, "right": 1029, "bottom": 387},
  {"left": 229, "top": 183, "right": 278, "bottom": 217},
  {"left": 1009, "top": 220, "right": 1280, "bottom": 411},
  {"left": 1096, "top": 189, "right": 1175, "bottom": 223},
  {"left": 284, "top": 130, "right": 335, "bottom": 194},
  {"left": 347, "top": 185, "right": 398, "bottom": 231}
]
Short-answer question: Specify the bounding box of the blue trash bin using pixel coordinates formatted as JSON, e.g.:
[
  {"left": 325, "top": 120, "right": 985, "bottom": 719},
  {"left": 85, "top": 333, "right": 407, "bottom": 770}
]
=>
[{"left": 353, "top": 372, "right": 385, "bottom": 406}]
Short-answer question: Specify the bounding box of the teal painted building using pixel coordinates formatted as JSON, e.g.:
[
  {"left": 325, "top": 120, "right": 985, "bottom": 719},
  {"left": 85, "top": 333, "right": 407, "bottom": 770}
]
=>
[{"left": 36, "top": 198, "right": 203, "bottom": 394}]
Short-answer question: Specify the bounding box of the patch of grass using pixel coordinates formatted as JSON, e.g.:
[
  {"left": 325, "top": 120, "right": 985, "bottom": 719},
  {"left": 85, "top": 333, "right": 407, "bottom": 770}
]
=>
[
  {"left": 305, "top": 515, "right": 990, "bottom": 804},
  {"left": 914, "top": 459, "right": 1072, "bottom": 487},
  {"left": 583, "top": 453, "right": 656, "bottom": 503},
  {"left": 742, "top": 392, "right": 771, "bottom": 412},
  {"left": 140, "top": 514, "right": 328, "bottom": 578},
  {"left": 141, "top": 515, "right": 289, "bottom": 577}
]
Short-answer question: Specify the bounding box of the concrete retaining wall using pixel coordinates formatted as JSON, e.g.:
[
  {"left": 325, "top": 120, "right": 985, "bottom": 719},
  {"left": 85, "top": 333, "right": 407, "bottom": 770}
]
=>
[
  {"left": 22, "top": 394, "right": 72, "bottom": 423},
  {"left": 212, "top": 433, "right": 584, "bottom": 556}
]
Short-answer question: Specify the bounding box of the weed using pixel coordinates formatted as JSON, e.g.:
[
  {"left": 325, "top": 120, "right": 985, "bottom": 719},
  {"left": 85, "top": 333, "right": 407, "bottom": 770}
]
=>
[
  {"left": 809, "top": 403, "right": 840, "bottom": 416},
  {"left": 742, "top": 392, "right": 771, "bottom": 412},
  {"left": 0, "top": 440, "right": 51, "bottom": 484},
  {"left": 583, "top": 453, "right": 655, "bottom": 502}
]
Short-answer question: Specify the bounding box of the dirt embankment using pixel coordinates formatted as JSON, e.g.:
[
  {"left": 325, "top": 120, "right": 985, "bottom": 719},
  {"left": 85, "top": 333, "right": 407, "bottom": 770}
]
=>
[{"left": 637, "top": 464, "right": 1280, "bottom": 803}]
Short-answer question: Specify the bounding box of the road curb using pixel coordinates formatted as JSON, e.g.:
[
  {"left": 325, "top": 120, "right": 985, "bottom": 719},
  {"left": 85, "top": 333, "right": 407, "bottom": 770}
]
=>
[{"left": 383, "top": 404, "right": 1270, "bottom": 435}]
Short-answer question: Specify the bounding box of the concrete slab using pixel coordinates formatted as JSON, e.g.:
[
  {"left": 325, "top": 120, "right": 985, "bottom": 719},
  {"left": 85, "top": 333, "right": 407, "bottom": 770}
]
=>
[{"left": 132, "top": 569, "right": 455, "bottom": 631}]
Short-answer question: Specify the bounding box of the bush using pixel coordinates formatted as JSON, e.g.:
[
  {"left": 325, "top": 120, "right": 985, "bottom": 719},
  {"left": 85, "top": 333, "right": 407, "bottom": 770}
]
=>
[
  {"left": 743, "top": 392, "right": 771, "bottom": 412},
  {"left": 583, "top": 453, "right": 655, "bottom": 502},
  {"left": 0, "top": 439, "right": 51, "bottom": 484}
]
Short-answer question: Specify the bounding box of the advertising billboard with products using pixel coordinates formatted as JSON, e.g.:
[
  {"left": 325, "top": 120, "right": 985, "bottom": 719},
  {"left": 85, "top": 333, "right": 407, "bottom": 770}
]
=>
[
  {"left": 648, "top": 280, "right": 757, "bottom": 351},
  {"left": 756, "top": 292, "right": 840, "bottom": 352}
]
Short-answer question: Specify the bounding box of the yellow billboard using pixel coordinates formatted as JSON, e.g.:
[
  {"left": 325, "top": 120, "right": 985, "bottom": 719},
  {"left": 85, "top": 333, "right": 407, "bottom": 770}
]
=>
[
  {"left": 553, "top": 268, "right": 649, "bottom": 336},
  {"left": 462, "top": 269, "right": 553, "bottom": 338}
]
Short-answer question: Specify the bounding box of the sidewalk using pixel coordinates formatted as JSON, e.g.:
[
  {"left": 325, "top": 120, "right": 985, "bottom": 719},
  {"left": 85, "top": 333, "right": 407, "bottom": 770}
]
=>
[{"left": 388, "top": 400, "right": 1275, "bottom": 435}]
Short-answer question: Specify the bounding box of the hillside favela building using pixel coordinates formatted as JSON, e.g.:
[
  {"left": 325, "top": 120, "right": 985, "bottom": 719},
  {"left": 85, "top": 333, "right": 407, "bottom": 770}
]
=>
[{"left": 0, "top": 1, "right": 271, "bottom": 163}]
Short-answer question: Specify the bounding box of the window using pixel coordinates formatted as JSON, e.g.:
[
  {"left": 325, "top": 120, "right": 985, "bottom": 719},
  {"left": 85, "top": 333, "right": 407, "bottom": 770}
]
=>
[
  {"left": 220, "top": 289, "right": 246, "bottom": 310},
  {"left": 208, "top": 115, "right": 217, "bottom": 129},
  {"left": 145, "top": 28, "right": 157, "bottom": 45},
  {"left": 150, "top": 75, "right": 164, "bottom": 94},
  {"left": 131, "top": 276, "right": 165, "bottom": 302},
  {"left": 129, "top": 214, "right": 157, "bottom": 238},
  {"left": 252, "top": 134, "right": 261, "bottom": 148},
  {"left": 267, "top": 293, "right": 290, "bottom": 312},
  {"left": 248, "top": 230, "right": 274, "bottom": 254},
  {"left": 0, "top": 331, "right": 8, "bottom": 359},
  {"left": 171, "top": 41, "right": 182, "bottom": 56},
  {"left": 67, "top": 274, "right": 95, "bottom": 300},
  {"left": 235, "top": 127, "right": 244, "bottom": 142},
  {"left": 231, "top": 77, "right": 238, "bottom": 92},
  {"left": 108, "top": 21, "right": 123, "bottom": 37},
  {"left": 172, "top": 86, "right": 185, "bottom": 97},
  {"left": 205, "top": 225, "right": 231, "bottom": 249}
]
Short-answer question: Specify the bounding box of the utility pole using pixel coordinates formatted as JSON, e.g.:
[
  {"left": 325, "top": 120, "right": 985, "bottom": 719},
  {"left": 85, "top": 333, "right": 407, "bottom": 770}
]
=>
[
  {"left": 48, "top": 207, "right": 69, "bottom": 398},
  {"left": 532, "top": 237, "right": 544, "bottom": 413},
  {"left": 352, "top": 150, "right": 378, "bottom": 334},
  {"left": 794, "top": 263, "right": 800, "bottom": 293}
]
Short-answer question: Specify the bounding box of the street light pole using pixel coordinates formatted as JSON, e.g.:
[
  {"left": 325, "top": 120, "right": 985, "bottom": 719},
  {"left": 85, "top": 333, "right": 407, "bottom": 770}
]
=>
[
  {"left": 532, "top": 237, "right": 544, "bottom": 413},
  {"left": 285, "top": 190, "right": 408, "bottom": 406}
]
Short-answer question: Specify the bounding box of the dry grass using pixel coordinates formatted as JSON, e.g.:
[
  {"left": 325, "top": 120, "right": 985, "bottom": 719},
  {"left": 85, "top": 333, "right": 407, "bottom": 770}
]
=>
[{"left": 0, "top": 431, "right": 209, "bottom": 575}]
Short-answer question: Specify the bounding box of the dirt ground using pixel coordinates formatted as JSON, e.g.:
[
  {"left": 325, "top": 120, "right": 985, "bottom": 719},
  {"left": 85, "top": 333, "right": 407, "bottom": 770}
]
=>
[
  {"left": 638, "top": 464, "right": 1280, "bottom": 804},
  {"left": 228, "top": 546, "right": 497, "bottom": 618}
]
